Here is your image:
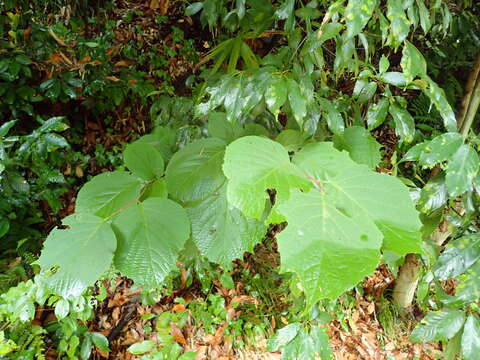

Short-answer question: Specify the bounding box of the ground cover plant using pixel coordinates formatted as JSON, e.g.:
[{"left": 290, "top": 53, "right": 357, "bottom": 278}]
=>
[{"left": 1, "top": 0, "right": 480, "bottom": 359}]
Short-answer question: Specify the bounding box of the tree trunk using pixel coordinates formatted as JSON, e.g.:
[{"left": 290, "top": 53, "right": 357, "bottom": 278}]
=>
[{"left": 392, "top": 254, "right": 422, "bottom": 309}]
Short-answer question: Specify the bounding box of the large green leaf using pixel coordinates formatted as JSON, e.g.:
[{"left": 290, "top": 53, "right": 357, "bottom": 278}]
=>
[
  {"left": 277, "top": 189, "right": 382, "bottom": 306},
  {"left": 333, "top": 126, "right": 381, "bottom": 168},
  {"left": 75, "top": 171, "right": 143, "bottom": 218},
  {"left": 224, "top": 137, "right": 421, "bottom": 305},
  {"left": 223, "top": 136, "right": 311, "bottom": 219},
  {"left": 293, "top": 142, "right": 356, "bottom": 179},
  {"left": 410, "top": 309, "right": 465, "bottom": 343},
  {"left": 123, "top": 141, "right": 164, "bottom": 181},
  {"left": 36, "top": 214, "right": 116, "bottom": 297},
  {"left": 446, "top": 144, "right": 479, "bottom": 197},
  {"left": 344, "top": 0, "right": 377, "bottom": 38},
  {"left": 324, "top": 165, "right": 422, "bottom": 255},
  {"left": 462, "top": 315, "right": 480, "bottom": 360},
  {"left": 165, "top": 138, "right": 226, "bottom": 203},
  {"left": 113, "top": 198, "right": 190, "bottom": 288},
  {"left": 187, "top": 184, "right": 266, "bottom": 266}
]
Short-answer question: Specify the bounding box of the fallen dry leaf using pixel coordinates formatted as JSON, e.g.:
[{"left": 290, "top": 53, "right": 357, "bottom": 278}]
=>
[{"left": 170, "top": 322, "right": 187, "bottom": 345}]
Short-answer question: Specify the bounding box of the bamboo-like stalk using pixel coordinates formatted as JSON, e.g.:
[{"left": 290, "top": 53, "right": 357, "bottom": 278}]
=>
[
  {"left": 461, "top": 74, "right": 480, "bottom": 137},
  {"left": 458, "top": 52, "right": 480, "bottom": 130}
]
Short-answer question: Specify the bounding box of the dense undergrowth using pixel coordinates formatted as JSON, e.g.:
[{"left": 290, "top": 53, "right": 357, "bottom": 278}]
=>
[{"left": 1, "top": 0, "right": 480, "bottom": 359}]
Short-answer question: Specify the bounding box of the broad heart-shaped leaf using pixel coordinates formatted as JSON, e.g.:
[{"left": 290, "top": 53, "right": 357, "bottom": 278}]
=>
[
  {"left": 223, "top": 136, "right": 311, "bottom": 219},
  {"left": 123, "top": 141, "right": 164, "bottom": 181},
  {"left": 36, "top": 214, "right": 116, "bottom": 297},
  {"left": 323, "top": 164, "right": 422, "bottom": 255},
  {"left": 165, "top": 138, "right": 226, "bottom": 203},
  {"left": 462, "top": 315, "right": 480, "bottom": 360},
  {"left": 112, "top": 198, "right": 190, "bottom": 288},
  {"left": 446, "top": 144, "right": 479, "bottom": 197},
  {"left": 333, "top": 126, "right": 381, "bottom": 168},
  {"left": 410, "top": 309, "right": 465, "bottom": 343},
  {"left": 136, "top": 126, "right": 176, "bottom": 162},
  {"left": 187, "top": 184, "right": 266, "bottom": 266},
  {"left": 418, "top": 132, "right": 464, "bottom": 167},
  {"left": 277, "top": 189, "right": 382, "bottom": 306},
  {"left": 434, "top": 234, "right": 480, "bottom": 281},
  {"left": 75, "top": 171, "right": 143, "bottom": 218},
  {"left": 400, "top": 41, "right": 427, "bottom": 83},
  {"left": 293, "top": 142, "right": 356, "bottom": 179},
  {"left": 344, "top": 0, "right": 377, "bottom": 38},
  {"left": 389, "top": 103, "right": 415, "bottom": 143}
]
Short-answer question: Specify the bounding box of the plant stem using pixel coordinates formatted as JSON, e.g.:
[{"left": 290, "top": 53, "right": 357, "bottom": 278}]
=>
[
  {"left": 461, "top": 74, "right": 480, "bottom": 137},
  {"left": 458, "top": 52, "right": 480, "bottom": 131}
]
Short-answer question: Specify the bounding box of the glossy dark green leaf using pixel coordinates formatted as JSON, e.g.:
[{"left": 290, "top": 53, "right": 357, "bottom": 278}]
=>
[
  {"left": 387, "top": 0, "right": 411, "bottom": 46},
  {"left": 433, "top": 234, "right": 480, "bottom": 280},
  {"left": 446, "top": 144, "right": 479, "bottom": 197},
  {"left": 410, "top": 309, "right": 465, "bottom": 343},
  {"left": 462, "top": 315, "right": 480, "bottom": 360},
  {"left": 379, "top": 72, "right": 407, "bottom": 87},
  {"left": 401, "top": 41, "right": 427, "bottom": 82},
  {"left": 344, "top": 0, "right": 377, "bottom": 38},
  {"left": 423, "top": 77, "right": 457, "bottom": 132},
  {"left": 418, "top": 133, "right": 463, "bottom": 167},
  {"left": 318, "top": 98, "right": 344, "bottom": 135},
  {"left": 418, "top": 175, "right": 448, "bottom": 214},
  {"left": 456, "top": 262, "right": 480, "bottom": 303},
  {"left": 416, "top": 0, "right": 431, "bottom": 33},
  {"left": 265, "top": 76, "right": 287, "bottom": 118},
  {"left": 366, "top": 98, "right": 389, "bottom": 130},
  {"left": 286, "top": 78, "right": 307, "bottom": 127},
  {"left": 0, "top": 120, "right": 17, "bottom": 137},
  {"left": 389, "top": 103, "right": 415, "bottom": 143}
]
